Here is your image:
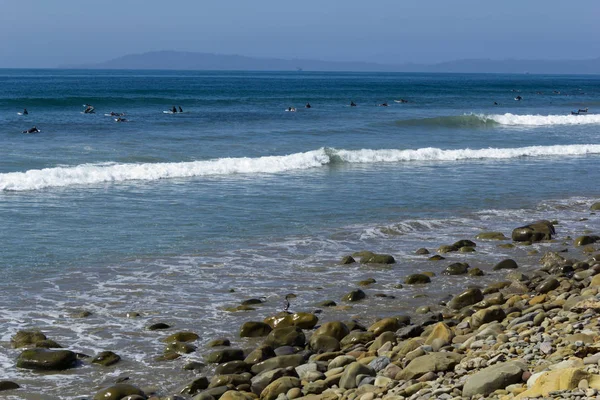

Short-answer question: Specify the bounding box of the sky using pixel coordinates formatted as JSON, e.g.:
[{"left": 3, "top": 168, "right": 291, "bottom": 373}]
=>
[{"left": 1, "top": 0, "right": 599, "bottom": 68}]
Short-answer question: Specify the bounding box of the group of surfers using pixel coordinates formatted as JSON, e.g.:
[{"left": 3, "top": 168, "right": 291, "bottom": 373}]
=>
[
  {"left": 287, "top": 99, "right": 409, "bottom": 111},
  {"left": 18, "top": 97, "right": 591, "bottom": 133}
]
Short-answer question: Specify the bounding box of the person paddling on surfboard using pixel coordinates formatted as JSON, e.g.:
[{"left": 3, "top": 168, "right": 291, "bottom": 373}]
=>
[
  {"left": 350, "top": 101, "right": 356, "bottom": 107},
  {"left": 305, "top": 103, "right": 311, "bottom": 109},
  {"left": 172, "top": 106, "right": 177, "bottom": 113},
  {"left": 23, "top": 126, "right": 40, "bottom": 134},
  {"left": 23, "top": 108, "right": 28, "bottom": 115},
  {"left": 178, "top": 106, "right": 183, "bottom": 112}
]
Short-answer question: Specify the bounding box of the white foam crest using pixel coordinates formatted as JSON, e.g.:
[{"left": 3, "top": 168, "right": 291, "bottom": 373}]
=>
[
  {"left": 4, "top": 144, "right": 600, "bottom": 191},
  {"left": 483, "top": 113, "right": 600, "bottom": 126},
  {"left": 0, "top": 149, "right": 330, "bottom": 191},
  {"left": 335, "top": 144, "right": 600, "bottom": 163}
]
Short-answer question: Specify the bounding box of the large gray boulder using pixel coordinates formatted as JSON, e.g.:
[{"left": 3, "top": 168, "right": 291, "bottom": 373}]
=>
[
  {"left": 396, "top": 352, "right": 463, "bottom": 380},
  {"left": 511, "top": 220, "right": 554, "bottom": 242},
  {"left": 339, "top": 362, "right": 375, "bottom": 389},
  {"left": 264, "top": 326, "right": 305, "bottom": 348},
  {"left": 250, "top": 354, "right": 305, "bottom": 375},
  {"left": 462, "top": 361, "right": 526, "bottom": 397},
  {"left": 447, "top": 288, "right": 484, "bottom": 310}
]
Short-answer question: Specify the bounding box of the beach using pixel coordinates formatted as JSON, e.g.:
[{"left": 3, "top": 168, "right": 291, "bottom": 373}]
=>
[
  {"left": 1, "top": 70, "right": 600, "bottom": 399},
  {"left": 4, "top": 209, "right": 600, "bottom": 399}
]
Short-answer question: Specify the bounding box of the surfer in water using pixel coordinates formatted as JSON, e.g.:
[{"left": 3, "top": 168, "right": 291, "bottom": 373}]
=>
[
  {"left": 514, "top": 95, "right": 522, "bottom": 101},
  {"left": 23, "top": 126, "right": 40, "bottom": 134},
  {"left": 378, "top": 102, "right": 388, "bottom": 107},
  {"left": 172, "top": 106, "right": 177, "bottom": 113},
  {"left": 305, "top": 103, "right": 311, "bottom": 109},
  {"left": 178, "top": 106, "right": 183, "bottom": 112},
  {"left": 115, "top": 117, "right": 127, "bottom": 122},
  {"left": 84, "top": 105, "right": 95, "bottom": 114},
  {"left": 350, "top": 101, "right": 356, "bottom": 107},
  {"left": 494, "top": 101, "right": 499, "bottom": 105},
  {"left": 23, "top": 108, "right": 28, "bottom": 115}
]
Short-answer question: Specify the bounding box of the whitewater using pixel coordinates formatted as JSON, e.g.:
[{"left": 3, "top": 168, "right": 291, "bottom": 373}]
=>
[
  {"left": 2, "top": 144, "right": 600, "bottom": 191},
  {"left": 482, "top": 113, "right": 600, "bottom": 126}
]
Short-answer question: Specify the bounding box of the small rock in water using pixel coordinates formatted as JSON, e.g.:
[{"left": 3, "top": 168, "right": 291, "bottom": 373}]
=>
[
  {"left": 0, "top": 381, "right": 20, "bottom": 391},
  {"left": 183, "top": 361, "right": 205, "bottom": 371},
  {"left": 92, "top": 351, "right": 121, "bottom": 367},
  {"left": 147, "top": 322, "right": 171, "bottom": 331}
]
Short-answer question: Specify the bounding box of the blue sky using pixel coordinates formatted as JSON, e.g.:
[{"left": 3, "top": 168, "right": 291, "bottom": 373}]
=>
[{"left": 1, "top": 0, "right": 599, "bottom": 68}]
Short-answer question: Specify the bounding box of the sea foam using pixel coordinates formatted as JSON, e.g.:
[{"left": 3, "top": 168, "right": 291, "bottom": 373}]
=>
[
  {"left": 2, "top": 144, "right": 600, "bottom": 191},
  {"left": 483, "top": 113, "right": 600, "bottom": 126}
]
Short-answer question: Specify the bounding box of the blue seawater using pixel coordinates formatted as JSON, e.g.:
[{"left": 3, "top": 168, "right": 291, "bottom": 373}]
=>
[{"left": 0, "top": 70, "right": 599, "bottom": 398}]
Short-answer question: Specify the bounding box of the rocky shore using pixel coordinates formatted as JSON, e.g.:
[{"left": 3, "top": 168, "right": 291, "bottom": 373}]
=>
[{"left": 3, "top": 203, "right": 600, "bottom": 400}]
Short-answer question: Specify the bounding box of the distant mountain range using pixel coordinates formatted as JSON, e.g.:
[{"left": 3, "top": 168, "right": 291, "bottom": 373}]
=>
[{"left": 62, "top": 51, "right": 600, "bottom": 74}]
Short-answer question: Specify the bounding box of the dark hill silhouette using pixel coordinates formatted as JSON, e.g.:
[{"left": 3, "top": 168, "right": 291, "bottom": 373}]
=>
[{"left": 61, "top": 51, "right": 600, "bottom": 74}]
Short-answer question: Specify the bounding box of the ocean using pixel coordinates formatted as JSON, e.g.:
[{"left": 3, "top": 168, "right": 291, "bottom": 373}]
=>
[{"left": 1, "top": 69, "right": 599, "bottom": 398}]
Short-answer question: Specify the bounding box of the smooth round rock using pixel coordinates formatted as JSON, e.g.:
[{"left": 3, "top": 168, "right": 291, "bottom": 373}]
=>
[
  {"left": 0, "top": 381, "right": 20, "bottom": 391},
  {"left": 147, "top": 322, "right": 171, "bottom": 331},
  {"left": 264, "top": 326, "right": 305, "bottom": 348},
  {"left": 240, "top": 321, "right": 272, "bottom": 338},
  {"left": 16, "top": 349, "right": 77, "bottom": 371},
  {"left": 342, "top": 289, "right": 366, "bottom": 302},
  {"left": 162, "top": 331, "right": 199, "bottom": 343},
  {"left": 92, "top": 384, "right": 146, "bottom": 400},
  {"left": 493, "top": 259, "right": 519, "bottom": 270},
  {"left": 404, "top": 274, "right": 431, "bottom": 284},
  {"left": 313, "top": 321, "right": 350, "bottom": 341},
  {"left": 91, "top": 351, "right": 121, "bottom": 366}
]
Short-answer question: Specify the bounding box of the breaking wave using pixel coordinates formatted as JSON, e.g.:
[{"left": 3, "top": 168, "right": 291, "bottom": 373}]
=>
[
  {"left": 3, "top": 144, "right": 600, "bottom": 191},
  {"left": 395, "top": 113, "right": 600, "bottom": 127}
]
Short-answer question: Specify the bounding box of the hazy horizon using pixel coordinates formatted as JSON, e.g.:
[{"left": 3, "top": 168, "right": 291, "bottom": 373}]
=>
[{"left": 2, "top": 0, "right": 599, "bottom": 69}]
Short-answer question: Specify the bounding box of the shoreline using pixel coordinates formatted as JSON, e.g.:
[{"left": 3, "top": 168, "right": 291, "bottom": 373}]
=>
[{"left": 3, "top": 204, "right": 600, "bottom": 399}]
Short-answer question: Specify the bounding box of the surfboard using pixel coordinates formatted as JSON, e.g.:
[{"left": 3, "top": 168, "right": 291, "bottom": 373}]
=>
[
  {"left": 22, "top": 130, "right": 40, "bottom": 134},
  {"left": 163, "top": 110, "right": 176, "bottom": 114},
  {"left": 17, "top": 112, "right": 23, "bottom": 115}
]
